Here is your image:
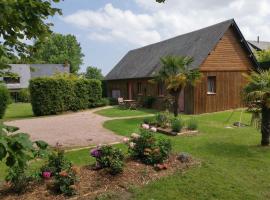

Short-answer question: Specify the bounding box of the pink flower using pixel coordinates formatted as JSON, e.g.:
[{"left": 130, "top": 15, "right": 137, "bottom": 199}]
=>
[
  {"left": 142, "top": 124, "right": 150, "bottom": 129},
  {"left": 42, "top": 171, "right": 51, "bottom": 179},
  {"left": 123, "top": 137, "right": 130, "bottom": 144}
]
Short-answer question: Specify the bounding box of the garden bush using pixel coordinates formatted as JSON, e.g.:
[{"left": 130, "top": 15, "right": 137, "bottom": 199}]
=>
[
  {"left": 186, "top": 118, "right": 198, "bottom": 130},
  {"left": 128, "top": 129, "right": 172, "bottom": 165},
  {"left": 171, "top": 117, "right": 184, "bottom": 132},
  {"left": 41, "top": 149, "right": 72, "bottom": 176},
  {"left": 155, "top": 111, "right": 171, "bottom": 128},
  {"left": 17, "top": 88, "right": 30, "bottom": 103},
  {"left": 95, "top": 98, "right": 110, "bottom": 107},
  {"left": 143, "top": 96, "right": 156, "bottom": 108},
  {"left": 41, "top": 149, "right": 79, "bottom": 196},
  {"left": 91, "top": 145, "right": 124, "bottom": 175},
  {"left": 29, "top": 77, "right": 102, "bottom": 116},
  {"left": 0, "top": 84, "right": 10, "bottom": 118},
  {"left": 0, "top": 127, "right": 49, "bottom": 193}
]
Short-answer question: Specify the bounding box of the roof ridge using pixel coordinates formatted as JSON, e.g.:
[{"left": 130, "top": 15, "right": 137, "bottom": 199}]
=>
[{"left": 130, "top": 19, "right": 234, "bottom": 52}]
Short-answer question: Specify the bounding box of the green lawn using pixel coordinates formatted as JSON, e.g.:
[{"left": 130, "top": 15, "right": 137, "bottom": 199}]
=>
[
  {"left": 95, "top": 106, "right": 156, "bottom": 117},
  {"left": 103, "top": 110, "right": 270, "bottom": 200},
  {"left": 1, "top": 105, "right": 269, "bottom": 199},
  {"left": 4, "top": 103, "right": 33, "bottom": 120}
]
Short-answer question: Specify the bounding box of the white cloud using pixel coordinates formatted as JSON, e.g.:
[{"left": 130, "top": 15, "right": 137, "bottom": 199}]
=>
[
  {"left": 63, "top": 0, "right": 270, "bottom": 47},
  {"left": 63, "top": 3, "right": 161, "bottom": 46}
]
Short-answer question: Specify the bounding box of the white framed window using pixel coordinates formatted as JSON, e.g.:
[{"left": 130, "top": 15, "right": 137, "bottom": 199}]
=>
[{"left": 207, "top": 76, "right": 216, "bottom": 94}]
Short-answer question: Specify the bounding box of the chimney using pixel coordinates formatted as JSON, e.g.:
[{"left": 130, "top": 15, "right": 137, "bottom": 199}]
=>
[{"left": 257, "top": 36, "right": 260, "bottom": 43}]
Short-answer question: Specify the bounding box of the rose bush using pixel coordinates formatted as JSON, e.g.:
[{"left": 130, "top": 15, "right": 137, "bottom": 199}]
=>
[
  {"left": 90, "top": 145, "right": 124, "bottom": 175},
  {"left": 128, "top": 129, "right": 172, "bottom": 165}
]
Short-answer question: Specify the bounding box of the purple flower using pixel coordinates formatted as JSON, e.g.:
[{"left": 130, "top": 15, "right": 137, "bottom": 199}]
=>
[
  {"left": 90, "top": 148, "right": 102, "bottom": 158},
  {"left": 42, "top": 171, "right": 51, "bottom": 179}
]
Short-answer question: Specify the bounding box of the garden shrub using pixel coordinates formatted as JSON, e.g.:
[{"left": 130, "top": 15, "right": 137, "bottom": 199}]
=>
[
  {"left": 41, "top": 149, "right": 79, "bottom": 196},
  {"left": 41, "top": 149, "right": 72, "bottom": 176},
  {"left": 29, "top": 77, "right": 102, "bottom": 116},
  {"left": 54, "top": 167, "right": 78, "bottom": 196},
  {"left": 17, "top": 88, "right": 30, "bottom": 103},
  {"left": 6, "top": 165, "right": 30, "bottom": 193},
  {"left": 91, "top": 145, "right": 124, "bottom": 175},
  {"left": 171, "top": 117, "right": 184, "bottom": 132},
  {"left": 95, "top": 98, "right": 109, "bottom": 107},
  {"left": 143, "top": 96, "right": 156, "bottom": 108},
  {"left": 128, "top": 129, "right": 172, "bottom": 165},
  {"left": 0, "top": 84, "right": 10, "bottom": 119},
  {"left": 0, "top": 127, "right": 49, "bottom": 193},
  {"left": 155, "top": 111, "right": 170, "bottom": 128},
  {"left": 186, "top": 118, "right": 198, "bottom": 130}
]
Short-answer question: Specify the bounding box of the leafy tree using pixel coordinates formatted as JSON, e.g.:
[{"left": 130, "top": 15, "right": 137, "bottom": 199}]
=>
[
  {"left": 30, "top": 33, "right": 84, "bottom": 73},
  {"left": 255, "top": 49, "right": 270, "bottom": 63},
  {"left": 243, "top": 70, "right": 270, "bottom": 146},
  {"left": 154, "top": 56, "right": 202, "bottom": 117},
  {"left": 0, "top": 0, "right": 61, "bottom": 75},
  {"left": 85, "top": 66, "right": 104, "bottom": 80}
]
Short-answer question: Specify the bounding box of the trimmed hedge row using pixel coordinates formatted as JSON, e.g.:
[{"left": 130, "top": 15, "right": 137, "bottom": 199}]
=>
[
  {"left": 29, "top": 77, "right": 102, "bottom": 116},
  {"left": 0, "top": 84, "right": 10, "bottom": 119}
]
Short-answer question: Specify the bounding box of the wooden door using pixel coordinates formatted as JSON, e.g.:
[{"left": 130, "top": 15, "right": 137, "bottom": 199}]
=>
[{"left": 128, "top": 82, "right": 132, "bottom": 100}]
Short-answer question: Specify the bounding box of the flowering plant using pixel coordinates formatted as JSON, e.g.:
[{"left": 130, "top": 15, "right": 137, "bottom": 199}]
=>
[
  {"left": 90, "top": 145, "right": 124, "bottom": 175},
  {"left": 42, "top": 171, "right": 52, "bottom": 179},
  {"left": 128, "top": 129, "right": 172, "bottom": 165}
]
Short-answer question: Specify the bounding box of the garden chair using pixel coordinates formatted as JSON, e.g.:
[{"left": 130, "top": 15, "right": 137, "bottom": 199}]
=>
[{"left": 118, "top": 97, "right": 126, "bottom": 109}]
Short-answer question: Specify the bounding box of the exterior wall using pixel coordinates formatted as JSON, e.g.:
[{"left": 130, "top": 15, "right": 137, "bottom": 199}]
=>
[
  {"left": 193, "top": 27, "right": 253, "bottom": 114},
  {"left": 106, "top": 78, "right": 169, "bottom": 110},
  {"left": 5, "top": 64, "right": 31, "bottom": 90},
  {"left": 106, "top": 27, "right": 254, "bottom": 114},
  {"left": 2, "top": 64, "right": 69, "bottom": 91}
]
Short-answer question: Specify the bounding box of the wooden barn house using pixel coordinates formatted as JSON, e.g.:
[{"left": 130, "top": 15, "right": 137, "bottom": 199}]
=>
[{"left": 105, "top": 19, "right": 259, "bottom": 114}]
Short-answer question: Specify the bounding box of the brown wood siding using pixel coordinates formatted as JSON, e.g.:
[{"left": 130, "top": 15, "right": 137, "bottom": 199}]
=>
[
  {"left": 107, "top": 78, "right": 169, "bottom": 110},
  {"left": 184, "top": 85, "right": 194, "bottom": 114},
  {"left": 194, "top": 27, "right": 252, "bottom": 114},
  {"left": 200, "top": 27, "right": 253, "bottom": 72}
]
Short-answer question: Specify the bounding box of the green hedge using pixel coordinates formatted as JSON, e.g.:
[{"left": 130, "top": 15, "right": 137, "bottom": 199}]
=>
[
  {"left": 29, "top": 77, "right": 102, "bottom": 116},
  {"left": 0, "top": 84, "right": 10, "bottom": 119},
  {"left": 17, "top": 88, "right": 30, "bottom": 103}
]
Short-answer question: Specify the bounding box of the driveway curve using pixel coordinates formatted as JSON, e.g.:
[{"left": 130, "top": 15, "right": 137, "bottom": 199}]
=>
[{"left": 4, "top": 107, "right": 125, "bottom": 148}]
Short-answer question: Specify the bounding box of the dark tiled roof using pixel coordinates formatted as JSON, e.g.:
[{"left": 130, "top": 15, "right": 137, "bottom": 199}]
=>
[
  {"left": 247, "top": 41, "right": 270, "bottom": 51},
  {"left": 106, "top": 19, "right": 257, "bottom": 80},
  {"left": 30, "top": 64, "right": 70, "bottom": 78}
]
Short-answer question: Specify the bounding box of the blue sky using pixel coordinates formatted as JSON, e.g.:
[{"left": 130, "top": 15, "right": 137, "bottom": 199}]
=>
[{"left": 50, "top": 0, "right": 270, "bottom": 75}]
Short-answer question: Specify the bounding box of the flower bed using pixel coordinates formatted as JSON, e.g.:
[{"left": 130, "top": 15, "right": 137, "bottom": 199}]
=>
[
  {"left": 0, "top": 154, "right": 198, "bottom": 200},
  {"left": 141, "top": 112, "right": 199, "bottom": 136}
]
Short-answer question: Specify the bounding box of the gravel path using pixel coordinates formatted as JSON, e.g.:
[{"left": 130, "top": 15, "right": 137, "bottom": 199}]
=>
[{"left": 4, "top": 107, "right": 129, "bottom": 148}]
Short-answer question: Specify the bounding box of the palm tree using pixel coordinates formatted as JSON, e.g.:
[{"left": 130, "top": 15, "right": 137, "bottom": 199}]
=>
[
  {"left": 154, "top": 56, "right": 202, "bottom": 117},
  {"left": 243, "top": 70, "right": 270, "bottom": 146}
]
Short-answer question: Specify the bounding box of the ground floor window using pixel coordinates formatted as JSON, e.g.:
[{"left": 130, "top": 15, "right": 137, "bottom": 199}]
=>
[
  {"left": 207, "top": 76, "right": 216, "bottom": 94},
  {"left": 112, "top": 90, "right": 121, "bottom": 98},
  {"left": 4, "top": 77, "right": 20, "bottom": 84},
  {"left": 137, "top": 82, "right": 142, "bottom": 94}
]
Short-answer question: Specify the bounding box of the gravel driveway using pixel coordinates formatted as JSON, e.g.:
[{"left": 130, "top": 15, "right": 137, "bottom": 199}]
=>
[{"left": 4, "top": 107, "right": 124, "bottom": 148}]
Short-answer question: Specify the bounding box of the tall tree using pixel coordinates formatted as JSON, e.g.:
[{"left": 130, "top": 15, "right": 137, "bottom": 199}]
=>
[
  {"left": 243, "top": 70, "right": 270, "bottom": 146},
  {"left": 154, "top": 56, "right": 202, "bottom": 117},
  {"left": 0, "top": 0, "right": 61, "bottom": 74},
  {"left": 30, "top": 33, "right": 84, "bottom": 73},
  {"left": 85, "top": 66, "right": 103, "bottom": 80}
]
